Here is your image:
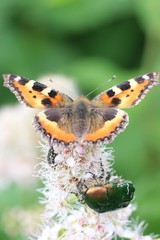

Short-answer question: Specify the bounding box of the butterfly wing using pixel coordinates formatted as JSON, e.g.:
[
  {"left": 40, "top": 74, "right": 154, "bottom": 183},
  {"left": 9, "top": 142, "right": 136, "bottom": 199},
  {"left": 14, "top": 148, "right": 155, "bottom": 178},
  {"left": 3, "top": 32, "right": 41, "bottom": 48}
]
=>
[
  {"left": 33, "top": 108, "right": 77, "bottom": 144},
  {"left": 84, "top": 108, "right": 129, "bottom": 144},
  {"left": 3, "top": 74, "right": 73, "bottom": 108},
  {"left": 33, "top": 107, "right": 128, "bottom": 145},
  {"left": 92, "top": 72, "right": 159, "bottom": 108}
]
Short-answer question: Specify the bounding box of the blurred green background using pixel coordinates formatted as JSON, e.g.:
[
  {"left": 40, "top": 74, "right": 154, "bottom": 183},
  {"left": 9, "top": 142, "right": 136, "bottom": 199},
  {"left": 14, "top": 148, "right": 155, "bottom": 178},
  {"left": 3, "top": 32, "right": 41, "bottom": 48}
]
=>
[{"left": 0, "top": 0, "right": 160, "bottom": 239}]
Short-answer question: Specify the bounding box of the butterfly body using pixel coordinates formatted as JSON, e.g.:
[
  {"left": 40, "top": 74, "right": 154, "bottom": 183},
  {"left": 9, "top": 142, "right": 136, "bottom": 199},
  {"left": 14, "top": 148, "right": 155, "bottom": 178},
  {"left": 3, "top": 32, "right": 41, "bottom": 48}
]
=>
[
  {"left": 2, "top": 72, "right": 159, "bottom": 145},
  {"left": 65, "top": 97, "right": 92, "bottom": 141}
]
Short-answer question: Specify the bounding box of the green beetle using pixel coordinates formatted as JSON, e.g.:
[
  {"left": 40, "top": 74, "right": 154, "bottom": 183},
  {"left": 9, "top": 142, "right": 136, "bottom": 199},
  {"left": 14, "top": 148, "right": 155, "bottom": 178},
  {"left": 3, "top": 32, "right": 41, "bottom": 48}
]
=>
[{"left": 77, "top": 176, "right": 135, "bottom": 213}]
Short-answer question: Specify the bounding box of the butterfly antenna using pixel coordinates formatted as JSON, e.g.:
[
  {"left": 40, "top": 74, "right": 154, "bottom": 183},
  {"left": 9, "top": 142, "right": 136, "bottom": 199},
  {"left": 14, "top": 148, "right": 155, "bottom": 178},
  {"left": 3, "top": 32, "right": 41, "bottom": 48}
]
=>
[
  {"left": 49, "top": 79, "right": 79, "bottom": 99},
  {"left": 86, "top": 75, "right": 116, "bottom": 97}
]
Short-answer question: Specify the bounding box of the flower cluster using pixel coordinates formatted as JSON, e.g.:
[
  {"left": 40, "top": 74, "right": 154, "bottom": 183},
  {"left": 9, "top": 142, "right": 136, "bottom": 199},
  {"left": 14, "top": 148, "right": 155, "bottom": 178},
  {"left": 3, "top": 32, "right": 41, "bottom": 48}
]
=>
[{"left": 34, "top": 142, "right": 158, "bottom": 240}]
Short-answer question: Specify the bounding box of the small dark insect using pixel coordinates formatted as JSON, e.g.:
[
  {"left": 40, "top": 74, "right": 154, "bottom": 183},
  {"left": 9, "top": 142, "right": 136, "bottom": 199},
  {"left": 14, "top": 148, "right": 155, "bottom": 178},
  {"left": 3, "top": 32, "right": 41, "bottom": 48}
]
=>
[{"left": 47, "top": 146, "right": 58, "bottom": 167}]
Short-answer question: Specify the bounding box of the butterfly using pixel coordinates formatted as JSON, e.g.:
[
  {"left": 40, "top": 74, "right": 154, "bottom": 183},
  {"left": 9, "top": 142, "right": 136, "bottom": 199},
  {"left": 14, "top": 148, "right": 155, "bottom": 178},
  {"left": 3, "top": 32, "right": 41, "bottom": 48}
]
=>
[{"left": 2, "top": 73, "right": 159, "bottom": 145}]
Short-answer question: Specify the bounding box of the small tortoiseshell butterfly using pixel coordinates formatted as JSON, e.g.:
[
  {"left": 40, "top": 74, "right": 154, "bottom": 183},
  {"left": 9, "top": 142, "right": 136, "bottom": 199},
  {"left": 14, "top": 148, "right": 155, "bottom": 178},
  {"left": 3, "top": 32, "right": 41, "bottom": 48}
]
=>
[{"left": 2, "top": 73, "right": 159, "bottom": 145}]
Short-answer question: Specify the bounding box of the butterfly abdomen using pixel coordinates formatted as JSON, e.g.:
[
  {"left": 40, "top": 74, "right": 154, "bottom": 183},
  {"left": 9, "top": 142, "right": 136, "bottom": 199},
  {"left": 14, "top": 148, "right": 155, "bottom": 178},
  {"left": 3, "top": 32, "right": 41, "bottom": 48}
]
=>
[{"left": 71, "top": 97, "right": 91, "bottom": 140}]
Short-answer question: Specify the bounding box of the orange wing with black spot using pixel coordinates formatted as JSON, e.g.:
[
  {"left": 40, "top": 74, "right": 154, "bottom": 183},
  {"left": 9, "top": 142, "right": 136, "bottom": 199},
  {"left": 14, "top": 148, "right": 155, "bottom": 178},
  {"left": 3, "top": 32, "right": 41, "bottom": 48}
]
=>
[
  {"left": 2, "top": 74, "right": 73, "bottom": 108},
  {"left": 33, "top": 109, "right": 77, "bottom": 144},
  {"left": 85, "top": 108, "right": 128, "bottom": 143},
  {"left": 92, "top": 72, "right": 159, "bottom": 108}
]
